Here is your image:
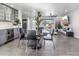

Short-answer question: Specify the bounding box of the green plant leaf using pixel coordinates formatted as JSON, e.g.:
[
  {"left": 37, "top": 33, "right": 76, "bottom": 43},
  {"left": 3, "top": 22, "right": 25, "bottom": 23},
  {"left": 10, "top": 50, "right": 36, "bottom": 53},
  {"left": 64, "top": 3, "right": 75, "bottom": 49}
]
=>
[
  {"left": 35, "top": 11, "right": 42, "bottom": 29},
  {"left": 13, "top": 18, "right": 20, "bottom": 25},
  {"left": 38, "top": 11, "right": 42, "bottom": 17}
]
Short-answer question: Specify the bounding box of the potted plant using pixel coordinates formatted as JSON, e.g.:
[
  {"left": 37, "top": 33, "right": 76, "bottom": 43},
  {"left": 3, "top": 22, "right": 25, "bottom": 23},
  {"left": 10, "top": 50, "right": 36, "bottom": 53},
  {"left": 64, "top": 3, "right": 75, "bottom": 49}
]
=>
[
  {"left": 13, "top": 18, "right": 20, "bottom": 25},
  {"left": 58, "top": 24, "right": 62, "bottom": 29},
  {"left": 35, "top": 11, "right": 42, "bottom": 35}
]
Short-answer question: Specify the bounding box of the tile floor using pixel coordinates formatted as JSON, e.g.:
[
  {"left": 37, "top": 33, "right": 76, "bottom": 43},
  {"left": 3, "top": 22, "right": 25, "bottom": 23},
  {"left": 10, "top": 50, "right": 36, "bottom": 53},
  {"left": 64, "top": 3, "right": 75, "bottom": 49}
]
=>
[{"left": 0, "top": 33, "right": 79, "bottom": 56}]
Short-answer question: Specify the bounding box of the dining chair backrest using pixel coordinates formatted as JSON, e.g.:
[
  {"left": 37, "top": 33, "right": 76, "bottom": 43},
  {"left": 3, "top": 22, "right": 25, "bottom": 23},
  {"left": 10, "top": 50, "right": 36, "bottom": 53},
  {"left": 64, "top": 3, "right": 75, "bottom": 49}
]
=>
[
  {"left": 27, "top": 30, "right": 36, "bottom": 40},
  {"left": 19, "top": 28, "right": 25, "bottom": 39},
  {"left": 51, "top": 29, "right": 54, "bottom": 36}
]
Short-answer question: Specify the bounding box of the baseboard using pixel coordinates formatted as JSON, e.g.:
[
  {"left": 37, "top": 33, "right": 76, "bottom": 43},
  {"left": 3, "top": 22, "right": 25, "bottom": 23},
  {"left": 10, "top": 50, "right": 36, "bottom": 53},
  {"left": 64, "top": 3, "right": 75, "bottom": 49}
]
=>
[{"left": 0, "top": 37, "right": 18, "bottom": 47}]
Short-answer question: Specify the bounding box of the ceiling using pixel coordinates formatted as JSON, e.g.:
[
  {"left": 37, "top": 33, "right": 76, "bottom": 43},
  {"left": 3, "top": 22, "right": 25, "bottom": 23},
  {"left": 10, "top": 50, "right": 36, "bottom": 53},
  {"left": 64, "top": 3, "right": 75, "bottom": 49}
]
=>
[{"left": 5, "top": 3, "right": 79, "bottom": 17}]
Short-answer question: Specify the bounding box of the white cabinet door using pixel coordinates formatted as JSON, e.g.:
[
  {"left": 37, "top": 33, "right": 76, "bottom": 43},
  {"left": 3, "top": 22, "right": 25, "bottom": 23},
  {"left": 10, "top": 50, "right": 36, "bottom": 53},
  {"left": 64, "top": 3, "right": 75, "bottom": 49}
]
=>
[
  {"left": 0, "top": 30, "right": 7, "bottom": 45},
  {"left": 14, "top": 28, "right": 19, "bottom": 39}
]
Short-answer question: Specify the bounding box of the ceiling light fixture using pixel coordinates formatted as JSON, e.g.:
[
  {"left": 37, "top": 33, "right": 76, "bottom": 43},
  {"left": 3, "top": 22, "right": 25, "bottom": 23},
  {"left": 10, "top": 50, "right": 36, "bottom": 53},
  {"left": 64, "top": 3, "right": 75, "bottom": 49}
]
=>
[{"left": 65, "top": 9, "right": 68, "bottom": 12}]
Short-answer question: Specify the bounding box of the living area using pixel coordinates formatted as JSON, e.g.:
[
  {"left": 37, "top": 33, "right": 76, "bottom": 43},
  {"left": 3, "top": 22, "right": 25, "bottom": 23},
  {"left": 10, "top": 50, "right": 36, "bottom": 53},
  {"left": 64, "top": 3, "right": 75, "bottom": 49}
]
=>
[{"left": 55, "top": 15, "right": 74, "bottom": 37}]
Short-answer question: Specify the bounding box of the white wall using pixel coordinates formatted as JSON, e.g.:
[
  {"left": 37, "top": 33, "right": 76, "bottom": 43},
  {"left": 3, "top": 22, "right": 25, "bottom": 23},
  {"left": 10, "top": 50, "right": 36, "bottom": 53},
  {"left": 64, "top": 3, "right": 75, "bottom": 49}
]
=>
[
  {"left": 27, "top": 10, "right": 37, "bottom": 30},
  {"left": 27, "top": 17, "right": 31, "bottom": 30},
  {"left": 27, "top": 17, "right": 36, "bottom": 30},
  {"left": 68, "top": 9, "right": 79, "bottom": 38}
]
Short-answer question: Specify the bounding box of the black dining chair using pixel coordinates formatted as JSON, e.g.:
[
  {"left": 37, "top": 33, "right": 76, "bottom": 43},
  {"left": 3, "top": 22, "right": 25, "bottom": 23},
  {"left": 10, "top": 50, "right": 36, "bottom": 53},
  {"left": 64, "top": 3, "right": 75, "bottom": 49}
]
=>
[
  {"left": 25, "top": 30, "right": 39, "bottom": 55},
  {"left": 26, "top": 30, "right": 37, "bottom": 48},
  {"left": 18, "top": 28, "right": 26, "bottom": 48}
]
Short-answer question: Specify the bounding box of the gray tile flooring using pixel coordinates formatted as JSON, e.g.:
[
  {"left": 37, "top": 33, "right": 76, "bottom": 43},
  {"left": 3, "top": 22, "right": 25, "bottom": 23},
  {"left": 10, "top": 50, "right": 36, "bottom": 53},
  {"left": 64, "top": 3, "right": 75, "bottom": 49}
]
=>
[{"left": 0, "top": 33, "right": 79, "bottom": 56}]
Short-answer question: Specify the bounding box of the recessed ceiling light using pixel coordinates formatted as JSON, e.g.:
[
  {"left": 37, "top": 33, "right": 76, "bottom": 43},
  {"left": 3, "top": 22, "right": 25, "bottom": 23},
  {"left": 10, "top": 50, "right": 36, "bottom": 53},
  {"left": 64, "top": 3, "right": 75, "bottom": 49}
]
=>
[{"left": 65, "top": 9, "right": 68, "bottom": 12}]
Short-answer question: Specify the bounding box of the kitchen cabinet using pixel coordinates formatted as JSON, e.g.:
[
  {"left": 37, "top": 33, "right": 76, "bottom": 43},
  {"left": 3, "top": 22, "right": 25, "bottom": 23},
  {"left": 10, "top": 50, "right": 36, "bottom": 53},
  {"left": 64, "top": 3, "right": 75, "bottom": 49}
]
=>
[
  {"left": 0, "top": 29, "right": 7, "bottom": 45},
  {"left": 0, "top": 28, "right": 19, "bottom": 46},
  {"left": 0, "top": 3, "right": 18, "bottom": 21},
  {"left": 7, "top": 29, "right": 14, "bottom": 41},
  {"left": 14, "top": 28, "right": 19, "bottom": 39}
]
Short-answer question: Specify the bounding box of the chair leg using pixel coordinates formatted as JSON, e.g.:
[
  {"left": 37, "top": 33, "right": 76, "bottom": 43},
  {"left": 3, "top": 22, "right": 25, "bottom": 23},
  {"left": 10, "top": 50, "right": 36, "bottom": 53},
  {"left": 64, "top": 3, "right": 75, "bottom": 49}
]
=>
[
  {"left": 52, "top": 39, "right": 55, "bottom": 49},
  {"left": 21, "top": 40, "right": 25, "bottom": 48},
  {"left": 51, "top": 35, "right": 55, "bottom": 49},
  {"left": 25, "top": 40, "right": 29, "bottom": 56},
  {"left": 22, "top": 38, "right": 26, "bottom": 47},
  {"left": 44, "top": 39, "right": 45, "bottom": 47},
  {"left": 17, "top": 39, "right": 21, "bottom": 48},
  {"left": 18, "top": 39, "right": 24, "bottom": 48},
  {"left": 35, "top": 40, "right": 38, "bottom": 56}
]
